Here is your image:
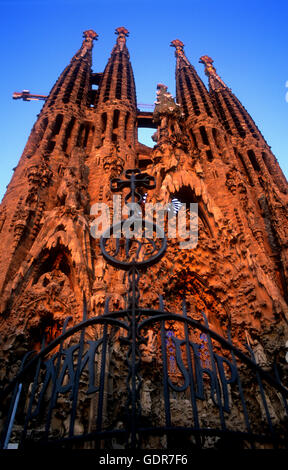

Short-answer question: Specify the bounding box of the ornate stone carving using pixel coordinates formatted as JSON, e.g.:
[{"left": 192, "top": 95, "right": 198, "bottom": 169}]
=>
[{"left": 103, "top": 154, "right": 125, "bottom": 177}]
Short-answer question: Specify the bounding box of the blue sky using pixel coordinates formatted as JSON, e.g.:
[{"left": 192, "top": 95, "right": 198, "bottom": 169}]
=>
[{"left": 0, "top": 0, "right": 287, "bottom": 201}]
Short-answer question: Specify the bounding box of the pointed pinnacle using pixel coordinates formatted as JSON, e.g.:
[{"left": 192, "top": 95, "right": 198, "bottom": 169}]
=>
[
  {"left": 199, "top": 55, "right": 227, "bottom": 90},
  {"left": 114, "top": 27, "right": 129, "bottom": 51},
  {"left": 170, "top": 39, "right": 185, "bottom": 53},
  {"left": 83, "top": 30, "right": 98, "bottom": 41},
  {"left": 115, "top": 26, "right": 129, "bottom": 37},
  {"left": 170, "top": 39, "right": 190, "bottom": 66}
]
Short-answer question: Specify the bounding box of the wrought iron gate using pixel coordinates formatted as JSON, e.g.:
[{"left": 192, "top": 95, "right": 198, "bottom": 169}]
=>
[{"left": 1, "top": 169, "right": 288, "bottom": 450}]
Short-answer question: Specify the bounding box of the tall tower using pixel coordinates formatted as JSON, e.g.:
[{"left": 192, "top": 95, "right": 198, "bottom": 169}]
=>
[
  {"left": 0, "top": 30, "right": 100, "bottom": 340},
  {"left": 0, "top": 29, "right": 288, "bottom": 450},
  {"left": 199, "top": 54, "right": 288, "bottom": 290}
]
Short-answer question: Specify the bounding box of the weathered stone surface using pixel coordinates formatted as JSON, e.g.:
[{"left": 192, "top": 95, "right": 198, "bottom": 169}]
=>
[{"left": 0, "top": 29, "right": 288, "bottom": 449}]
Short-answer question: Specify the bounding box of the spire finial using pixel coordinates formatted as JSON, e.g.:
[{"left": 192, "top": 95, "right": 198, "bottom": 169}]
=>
[
  {"left": 82, "top": 29, "right": 98, "bottom": 49},
  {"left": 170, "top": 39, "right": 185, "bottom": 55},
  {"left": 170, "top": 39, "right": 190, "bottom": 66},
  {"left": 199, "top": 55, "right": 227, "bottom": 90},
  {"left": 115, "top": 27, "right": 129, "bottom": 50},
  {"left": 83, "top": 29, "right": 98, "bottom": 41},
  {"left": 199, "top": 55, "right": 216, "bottom": 75},
  {"left": 73, "top": 30, "right": 98, "bottom": 60}
]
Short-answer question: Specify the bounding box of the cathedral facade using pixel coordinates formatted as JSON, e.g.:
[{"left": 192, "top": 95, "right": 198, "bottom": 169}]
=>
[{"left": 0, "top": 28, "right": 288, "bottom": 450}]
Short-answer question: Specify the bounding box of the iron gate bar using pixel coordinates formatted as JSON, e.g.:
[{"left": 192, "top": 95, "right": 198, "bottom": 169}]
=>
[
  {"left": 2, "top": 306, "right": 288, "bottom": 448},
  {"left": 0, "top": 315, "right": 129, "bottom": 402},
  {"left": 138, "top": 312, "right": 288, "bottom": 398},
  {"left": 183, "top": 299, "right": 200, "bottom": 434},
  {"left": 202, "top": 311, "right": 226, "bottom": 431},
  {"left": 247, "top": 344, "right": 275, "bottom": 436},
  {"left": 69, "top": 295, "right": 87, "bottom": 438},
  {"left": 227, "top": 329, "right": 253, "bottom": 439},
  {"left": 1, "top": 350, "right": 34, "bottom": 449},
  {"left": 96, "top": 303, "right": 108, "bottom": 433},
  {"left": 10, "top": 302, "right": 280, "bottom": 403},
  {"left": 44, "top": 316, "right": 73, "bottom": 441},
  {"left": 20, "top": 336, "right": 47, "bottom": 447},
  {"left": 160, "top": 312, "right": 172, "bottom": 428}
]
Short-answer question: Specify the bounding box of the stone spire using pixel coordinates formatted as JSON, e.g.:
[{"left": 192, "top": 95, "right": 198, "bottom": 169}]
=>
[
  {"left": 91, "top": 27, "right": 137, "bottom": 172},
  {"left": 14, "top": 29, "right": 98, "bottom": 168},
  {"left": 199, "top": 55, "right": 227, "bottom": 91},
  {"left": 72, "top": 29, "right": 98, "bottom": 60},
  {"left": 170, "top": 39, "right": 216, "bottom": 120},
  {"left": 199, "top": 53, "right": 257, "bottom": 140},
  {"left": 0, "top": 31, "right": 99, "bottom": 305},
  {"left": 42, "top": 29, "right": 98, "bottom": 112},
  {"left": 170, "top": 39, "right": 236, "bottom": 165},
  {"left": 114, "top": 26, "right": 130, "bottom": 53},
  {"left": 96, "top": 27, "right": 136, "bottom": 109},
  {"left": 199, "top": 54, "right": 288, "bottom": 194}
]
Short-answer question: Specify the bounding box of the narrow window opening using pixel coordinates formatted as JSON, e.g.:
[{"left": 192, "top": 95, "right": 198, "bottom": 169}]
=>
[
  {"left": 183, "top": 70, "right": 200, "bottom": 116},
  {"left": 116, "top": 55, "right": 123, "bottom": 100},
  {"left": 103, "top": 62, "right": 115, "bottom": 102},
  {"left": 52, "top": 114, "right": 63, "bottom": 136},
  {"left": 63, "top": 63, "right": 81, "bottom": 104},
  {"left": 41, "top": 117, "right": 48, "bottom": 134},
  {"left": 86, "top": 126, "right": 95, "bottom": 152},
  {"left": 124, "top": 112, "right": 130, "bottom": 140},
  {"left": 200, "top": 126, "right": 209, "bottom": 146},
  {"left": 113, "top": 110, "right": 120, "bottom": 130},
  {"left": 46, "top": 141, "right": 55, "bottom": 153},
  {"left": 206, "top": 149, "right": 213, "bottom": 161},
  {"left": 222, "top": 93, "right": 246, "bottom": 138},
  {"left": 83, "top": 125, "right": 90, "bottom": 148},
  {"left": 212, "top": 128, "right": 220, "bottom": 149},
  {"left": 189, "top": 129, "right": 197, "bottom": 148},
  {"left": 101, "top": 113, "right": 107, "bottom": 134},
  {"left": 46, "top": 114, "right": 63, "bottom": 154},
  {"left": 247, "top": 149, "right": 260, "bottom": 172},
  {"left": 236, "top": 150, "right": 254, "bottom": 186},
  {"left": 214, "top": 93, "right": 232, "bottom": 134},
  {"left": 178, "top": 75, "right": 188, "bottom": 116},
  {"left": 62, "top": 117, "right": 75, "bottom": 152},
  {"left": 77, "top": 124, "right": 85, "bottom": 146}
]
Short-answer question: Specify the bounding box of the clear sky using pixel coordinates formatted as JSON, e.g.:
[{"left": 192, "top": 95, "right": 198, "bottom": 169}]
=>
[{"left": 0, "top": 0, "right": 287, "bottom": 201}]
